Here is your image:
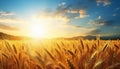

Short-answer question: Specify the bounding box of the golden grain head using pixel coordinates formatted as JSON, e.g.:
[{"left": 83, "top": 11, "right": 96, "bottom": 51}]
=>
[{"left": 0, "top": 39, "right": 119, "bottom": 69}]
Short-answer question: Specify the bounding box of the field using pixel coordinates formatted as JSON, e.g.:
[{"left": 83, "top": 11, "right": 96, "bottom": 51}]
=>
[{"left": 0, "top": 39, "right": 120, "bottom": 69}]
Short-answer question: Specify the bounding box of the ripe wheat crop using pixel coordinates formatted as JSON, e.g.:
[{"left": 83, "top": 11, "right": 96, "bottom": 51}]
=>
[{"left": 0, "top": 39, "right": 120, "bottom": 69}]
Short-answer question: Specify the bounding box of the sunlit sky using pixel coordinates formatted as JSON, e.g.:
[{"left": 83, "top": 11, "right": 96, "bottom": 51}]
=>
[{"left": 0, "top": 0, "right": 120, "bottom": 38}]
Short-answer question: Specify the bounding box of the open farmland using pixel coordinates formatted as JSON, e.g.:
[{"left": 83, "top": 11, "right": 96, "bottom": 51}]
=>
[{"left": 0, "top": 39, "right": 120, "bottom": 69}]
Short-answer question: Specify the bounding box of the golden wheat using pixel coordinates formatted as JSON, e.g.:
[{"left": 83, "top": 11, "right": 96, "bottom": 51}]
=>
[{"left": 0, "top": 39, "right": 120, "bottom": 69}]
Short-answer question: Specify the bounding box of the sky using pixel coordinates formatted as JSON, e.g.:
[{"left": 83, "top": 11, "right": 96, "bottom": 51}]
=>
[{"left": 0, "top": 0, "right": 120, "bottom": 38}]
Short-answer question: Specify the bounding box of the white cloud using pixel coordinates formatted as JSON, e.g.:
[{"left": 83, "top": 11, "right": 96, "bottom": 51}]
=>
[
  {"left": 0, "top": 11, "right": 15, "bottom": 16},
  {"left": 79, "top": 9, "right": 89, "bottom": 18},
  {"left": 98, "top": 16, "right": 102, "bottom": 19},
  {"left": 97, "top": 0, "right": 111, "bottom": 6},
  {"left": 67, "top": 9, "right": 89, "bottom": 18},
  {"left": 88, "top": 17, "right": 106, "bottom": 27},
  {"left": 70, "top": 10, "right": 78, "bottom": 14},
  {"left": 88, "top": 16, "right": 113, "bottom": 27},
  {"left": 0, "top": 18, "right": 25, "bottom": 24},
  {"left": 88, "top": 20, "right": 105, "bottom": 26},
  {"left": 58, "top": 2, "right": 66, "bottom": 7},
  {"left": 0, "top": 23, "right": 19, "bottom": 31},
  {"left": 0, "top": 11, "right": 25, "bottom": 24}
]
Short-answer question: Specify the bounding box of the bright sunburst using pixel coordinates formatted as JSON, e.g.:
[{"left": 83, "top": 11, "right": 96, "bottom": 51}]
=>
[{"left": 30, "top": 24, "right": 46, "bottom": 38}]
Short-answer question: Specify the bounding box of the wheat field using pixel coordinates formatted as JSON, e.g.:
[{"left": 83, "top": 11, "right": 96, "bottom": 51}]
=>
[{"left": 0, "top": 39, "right": 120, "bottom": 69}]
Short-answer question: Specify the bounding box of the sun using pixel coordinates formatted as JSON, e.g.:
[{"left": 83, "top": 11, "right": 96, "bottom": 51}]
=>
[{"left": 30, "top": 24, "right": 46, "bottom": 38}]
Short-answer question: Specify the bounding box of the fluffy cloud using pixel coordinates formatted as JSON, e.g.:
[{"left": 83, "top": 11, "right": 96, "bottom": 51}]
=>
[
  {"left": 0, "top": 18, "right": 25, "bottom": 24},
  {"left": 96, "top": 0, "right": 111, "bottom": 6},
  {"left": 56, "top": 4, "right": 71, "bottom": 15},
  {"left": 67, "top": 9, "right": 89, "bottom": 18},
  {"left": 55, "top": 1, "right": 89, "bottom": 19},
  {"left": 79, "top": 9, "right": 89, "bottom": 18},
  {"left": 88, "top": 29, "right": 101, "bottom": 35},
  {"left": 36, "top": 13, "right": 70, "bottom": 25},
  {"left": 0, "top": 11, "right": 14, "bottom": 16},
  {"left": 0, "top": 11, "right": 26, "bottom": 33},
  {"left": 69, "top": 10, "right": 78, "bottom": 14},
  {"left": 0, "top": 11, "right": 25, "bottom": 24},
  {"left": 0, "top": 23, "right": 19, "bottom": 31},
  {"left": 87, "top": 28, "right": 115, "bottom": 36},
  {"left": 58, "top": 2, "right": 66, "bottom": 7},
  {"left": 88, "top": 16, "right": 113, "bottom": 27}
]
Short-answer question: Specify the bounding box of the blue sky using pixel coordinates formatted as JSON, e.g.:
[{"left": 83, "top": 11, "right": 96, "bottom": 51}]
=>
[{"left": 0, "top": 0, "right": 120, "bottom": 38}]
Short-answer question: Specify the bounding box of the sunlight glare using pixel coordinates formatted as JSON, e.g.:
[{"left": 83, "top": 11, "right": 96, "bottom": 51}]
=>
[{"left": 30, "top": 24, "right": 46, "bottom": 38}]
